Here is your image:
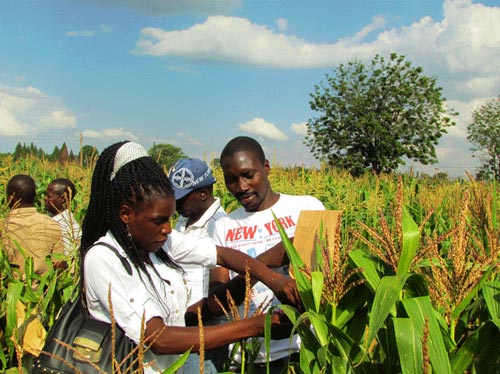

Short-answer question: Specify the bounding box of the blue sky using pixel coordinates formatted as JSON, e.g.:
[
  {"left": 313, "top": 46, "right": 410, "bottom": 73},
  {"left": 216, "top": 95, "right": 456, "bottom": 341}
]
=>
[{"left": 1, "top": 0, "right": 499, "bottom": 177}]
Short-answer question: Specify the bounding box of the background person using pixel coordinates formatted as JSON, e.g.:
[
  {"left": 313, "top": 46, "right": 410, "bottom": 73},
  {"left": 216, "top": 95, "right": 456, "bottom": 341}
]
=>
[
  {"left": 1, "top": 174, "right": 65, "bottom": 278},
  {"left": 44, "top": 178, "right": 82, "bottom": 255},
  {"left": 81, "top": 141, "right": 298, "bottom": 374},
  {"left": 212, "top": 136, "right": 325, "bottom": 373}
]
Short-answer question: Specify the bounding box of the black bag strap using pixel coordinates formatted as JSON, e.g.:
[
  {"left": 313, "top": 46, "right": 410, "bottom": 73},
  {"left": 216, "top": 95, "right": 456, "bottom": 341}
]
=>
[
  {"left": 94, "top": 241, "right": 133, "bottom": 276},
  {"left": 80, "top": 241, "right": 133, "bottom": 318}
]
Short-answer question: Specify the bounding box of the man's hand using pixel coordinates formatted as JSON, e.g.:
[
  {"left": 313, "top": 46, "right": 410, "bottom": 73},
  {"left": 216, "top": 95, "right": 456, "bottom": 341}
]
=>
[
  {"left": 270, "top": 274, "right": 301, "bottom": 309},
  {"left": 256, "top": 240, "right": 291, "bottom": 268},
  {"left": 269, "top": 308, "right": 294, "bottom": 340}
]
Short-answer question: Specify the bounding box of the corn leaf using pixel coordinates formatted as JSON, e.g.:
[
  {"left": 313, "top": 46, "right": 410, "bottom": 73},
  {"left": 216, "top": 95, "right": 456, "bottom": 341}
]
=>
[
  {"left": 483, "top": 281, "right": 500, "bottom": 320},
  {"left": 334, "top": 293, "right": 365, "bottom": 329},
  {"left": 402, "top": 296, "right": 451, "bottom": 374},
  {"left": 300, "top": 345, "right": 323, "bottom": 374},
  {"left": 394, "top": 318, "right": 423, "bottom": 374},
  {"left": 366, "top": 275, "right": 408, "bottom": 350},
  {"left": 329, "top": 320, "right": 356, "bottom": 361},
  {"left": 449, "top": 324, "right": 478, "bottom": 373},
  {"left": 272, "top": 212, "right": 315, "bottom": 310},
  {"left": 311, "top": 271, "right": 324, "bottom": 313},
  {"left": 475, "top": 319, "right": 500, "bottom": 373},
  {"left": 451, "top": 319, "right": 500, "bottom": 373},
  {"left": 307, "top": 312, "right": 330, "bottom": 347},
  {"left": 281, "top": 305, "right": 322, "bottom": 352},
  {"left": 264, "top": 308, "right": 272, "bottom": 369},
  {"left": 5, "top": 282, "right": 24, "bottom": 340},
  {"left": 397, "top": 207, "right": 419, "bottom": 276},
  {"left": 349, "top": 249, "right": 381, "bottom": 292},
  {"left": 332, "top": 356, "right": 349, "bottom": 374},
  {"left": 161, "top": 349, "right": 191, "bottom": 374},
  {"left": 310, "top": 311, "right": 356, "bottom": 364},
  {"left": 451, "top": 264, "right": 495, "bottom": 322}
]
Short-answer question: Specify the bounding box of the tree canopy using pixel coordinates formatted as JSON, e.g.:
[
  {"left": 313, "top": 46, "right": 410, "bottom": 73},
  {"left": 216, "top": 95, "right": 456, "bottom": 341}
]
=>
[
  {"left": 306, "top": 53, "right": 456, "bottom": 176},
  {"left": 467, "top": 95, "right": 500, "bottom": 180},
  {"left": 79, "top": 145, "right": 99, "bottom": 167},
  {"left": 148, "top": 143, "right": 187, "bottom": 169}
]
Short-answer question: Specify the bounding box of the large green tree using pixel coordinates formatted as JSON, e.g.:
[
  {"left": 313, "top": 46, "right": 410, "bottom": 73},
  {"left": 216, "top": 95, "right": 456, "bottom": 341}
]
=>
[
  {"left": 306, "top": 53, "right": 456, "bottom": 176},
  {"left": 79, "top": 145, "right": 99, "bottom": 167},
  {"left": 148, "top": 143, "right": 187, "bottom": 169},
  {"left": 467, "top": 95, "right": 500, "bottom": 180}
]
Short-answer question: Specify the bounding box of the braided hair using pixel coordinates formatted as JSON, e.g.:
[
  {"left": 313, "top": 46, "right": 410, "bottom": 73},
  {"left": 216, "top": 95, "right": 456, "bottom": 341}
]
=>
[{"left": 80, "top": 141, "right": 181, "bottom": 284}]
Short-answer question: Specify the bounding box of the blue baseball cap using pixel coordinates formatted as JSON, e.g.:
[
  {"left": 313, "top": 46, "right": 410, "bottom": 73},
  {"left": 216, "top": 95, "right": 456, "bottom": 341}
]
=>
[{"left": 168, "top": 158, "right": 216, "bottom": 200}]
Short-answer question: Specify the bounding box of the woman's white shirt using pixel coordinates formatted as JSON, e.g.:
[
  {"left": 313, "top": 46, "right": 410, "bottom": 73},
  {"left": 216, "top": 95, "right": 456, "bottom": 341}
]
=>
[{"left": 84, "top": 231, "right": 217, "bottom": 373}]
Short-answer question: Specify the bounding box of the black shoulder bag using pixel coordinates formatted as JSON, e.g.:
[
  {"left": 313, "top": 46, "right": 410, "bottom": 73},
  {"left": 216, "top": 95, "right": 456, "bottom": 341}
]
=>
[{"left": 32, "top": 242, "right": 139, "bottom": 374}]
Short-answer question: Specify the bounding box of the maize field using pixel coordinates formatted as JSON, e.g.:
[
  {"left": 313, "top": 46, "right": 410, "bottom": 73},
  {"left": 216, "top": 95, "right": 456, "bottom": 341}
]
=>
[{"left": 1, "top": 153, "right": 500, "bottom": 373}]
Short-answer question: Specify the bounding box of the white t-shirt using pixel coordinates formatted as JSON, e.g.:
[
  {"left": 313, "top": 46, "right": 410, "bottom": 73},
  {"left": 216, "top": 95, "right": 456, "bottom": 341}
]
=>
[
  {"left": 84, "top": 231, "right": 217, "bottom": 374},
  {"left": 175, "top": 197, "right": 226, "bottom": 305},
  {"left": 213, "top": 193, "right": 325, "bottom": 363},
  {"left": 52, "top": 209, "right": 81, "bottom": 255}
]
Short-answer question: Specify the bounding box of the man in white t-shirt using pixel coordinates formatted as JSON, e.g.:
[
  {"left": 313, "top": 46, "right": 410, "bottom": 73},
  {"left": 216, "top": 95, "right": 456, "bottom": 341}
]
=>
[
  {"left": 168, "top": 158, "right": 227, "bottom": 373},
  {"left": 212, "top": 136, "right": 325, "bottom": 373}
]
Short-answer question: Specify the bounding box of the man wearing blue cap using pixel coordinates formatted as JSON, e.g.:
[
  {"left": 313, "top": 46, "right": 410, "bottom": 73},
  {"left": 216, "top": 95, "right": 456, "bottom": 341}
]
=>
[
  {"left": 168, "top": 157, "right": 227, "bottom": 303},
  {"left": 168, "top": 158, "right": 227, "bottom": 373}
]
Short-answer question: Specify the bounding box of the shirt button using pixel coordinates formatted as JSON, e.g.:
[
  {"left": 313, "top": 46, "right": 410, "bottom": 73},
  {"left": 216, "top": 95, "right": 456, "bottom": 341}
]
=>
[
  {"left": 130, "top": 298, "right": 134, "bottom": 303},
  {"left": 170, "top": 290, "right": 175, "bottom": 294}
]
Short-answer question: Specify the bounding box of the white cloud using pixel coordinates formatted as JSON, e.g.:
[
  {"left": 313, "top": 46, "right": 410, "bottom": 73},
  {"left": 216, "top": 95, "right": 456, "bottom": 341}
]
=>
[
  {"left": 445, "top": 97, "right": 495, "bottom": 139},
  {"left": 0, "top": 84, "right": 77, "bottom": 137},
  {"left": 131, "top": 0, "right": 499, "bottom": 177},
  {"left": 239, "top": 117, "right": 288, "bottom": 141},
  {"left": 81, "top": 128, "right": 139, "bottom": 141},
  {"left": 347, "top": 15, "right": 386, "bottom": 43},
  {"left": 456, "top": 75, "right": 500, "bottom": 97},
  {"left": 399, "top": 96, "right": 496, "bottom": 177},
  {"left": 26, "top": 86, "right": 42, "bottom": 95},
  {"left": 276, "top": 18, "right": 288, "bottom": 31},
  {"left": 66, "top": 30, "right": 96, "bottom": 37},
  {"left": 0, "top": 85, "right": 39, "bottom": 113},
  {"left": 134, "top": 1, "right": 499, "bottom": 95},
  {"left": 100, "top": 24, "right": 112, "bottom": 34},
  {"left": 66, "top": 24, "right": 112, "bottom": 37},
  {"left": 401, "top": 133, "right": 481, "bottom": 178},
  {"left": 290, "top": 122, "right": 308, "bottom": 136},
  {"left": 134, "top": 16, "right": 352, "bottom": 67},
  {"left": 176, "top": 131, "right": 203, "bottom": 146},
  {"left": 0, "top": 107, "right": 31, "bottom": 136},
  {"left": 84, "top": 0, "right": 240, "bottom": 16},
  {"left": 40, "top": 110, "right": 77, "bottom": 129}
]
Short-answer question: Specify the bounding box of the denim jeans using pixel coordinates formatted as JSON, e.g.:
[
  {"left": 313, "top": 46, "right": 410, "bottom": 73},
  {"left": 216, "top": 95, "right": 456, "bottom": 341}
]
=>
[
  {"left": 182, "top": 353, "right": 218, "bottom": 374},
  {"left": 229, "top": 353, "right": 300, "bottom": 374}
]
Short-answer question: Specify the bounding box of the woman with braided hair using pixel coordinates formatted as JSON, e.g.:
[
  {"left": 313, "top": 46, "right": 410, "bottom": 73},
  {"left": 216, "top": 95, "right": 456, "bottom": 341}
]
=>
[{"left": 81, "top": 141, "right": 298, "bottom": 373}]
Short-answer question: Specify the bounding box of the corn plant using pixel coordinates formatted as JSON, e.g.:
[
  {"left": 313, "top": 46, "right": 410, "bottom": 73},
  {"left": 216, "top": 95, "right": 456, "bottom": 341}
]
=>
[{"left": 275, "top": 177, "right": 500, "bottom": 373}]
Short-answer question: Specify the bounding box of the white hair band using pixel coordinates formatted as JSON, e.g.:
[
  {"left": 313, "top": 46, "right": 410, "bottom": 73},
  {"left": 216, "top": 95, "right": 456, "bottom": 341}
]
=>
[{"left": 110, "top": 142, "right": 149, "bottom": 180}]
